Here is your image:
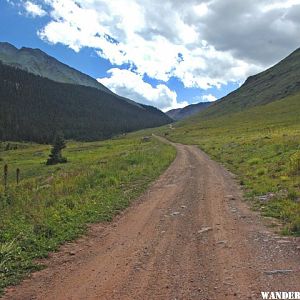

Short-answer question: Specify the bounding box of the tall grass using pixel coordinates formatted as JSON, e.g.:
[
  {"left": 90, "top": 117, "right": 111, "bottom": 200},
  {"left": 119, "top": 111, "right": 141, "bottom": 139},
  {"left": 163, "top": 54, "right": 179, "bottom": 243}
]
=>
[
  {"left": 158, "top": 93, "right": 300, "bottom": 235},
  {"left": 0, "top": 135, "right": 176, "bottom": 293}
]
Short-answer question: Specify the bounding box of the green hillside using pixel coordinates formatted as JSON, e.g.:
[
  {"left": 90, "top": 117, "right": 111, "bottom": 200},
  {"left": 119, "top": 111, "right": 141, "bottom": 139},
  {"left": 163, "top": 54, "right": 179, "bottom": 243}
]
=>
[
  {"left": 198, "top": 48, "right": 300, "bottom": 119},
  {"left": 160, "top": 93, "right": 300, "bottom": 234},
  {"left": 0, "top": 62, "right": 171, "bottom": 143}
]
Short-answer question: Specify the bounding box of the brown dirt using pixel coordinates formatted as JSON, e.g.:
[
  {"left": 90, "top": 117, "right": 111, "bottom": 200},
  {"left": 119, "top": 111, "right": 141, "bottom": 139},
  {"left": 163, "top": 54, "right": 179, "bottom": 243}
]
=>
[{"left": 3, "top": 137, "right": 300, "bottom": 300}]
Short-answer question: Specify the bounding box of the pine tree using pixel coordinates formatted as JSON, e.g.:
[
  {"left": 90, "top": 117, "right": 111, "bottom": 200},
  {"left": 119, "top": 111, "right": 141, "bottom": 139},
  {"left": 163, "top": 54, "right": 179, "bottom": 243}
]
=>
[{"left": 46, "top": 133, "right": 67, "bottom": 165}]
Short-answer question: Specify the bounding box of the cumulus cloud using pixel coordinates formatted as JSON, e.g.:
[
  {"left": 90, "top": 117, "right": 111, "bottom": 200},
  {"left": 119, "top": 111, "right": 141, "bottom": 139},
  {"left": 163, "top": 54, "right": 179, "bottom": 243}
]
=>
[
  {"left": 98, "top": 68, "right": 187, "bottom": 111},
  {"left": 36, "top": 0, "right": 300, "bottom": 85},
  {"left": 199, "top": 0, "right": 300, "bottom": 65},
  {"left": 35, "top": 0, "right": 265, "bottom": 87},
  {"left": 202, "top": 94, "right": 217, "bottom": 102},
  {"left": 12, "top": 0, "right": 300, "bottom": 108},
  {"left": 24, "top": 1, "right": 47, "bottom": 17}
]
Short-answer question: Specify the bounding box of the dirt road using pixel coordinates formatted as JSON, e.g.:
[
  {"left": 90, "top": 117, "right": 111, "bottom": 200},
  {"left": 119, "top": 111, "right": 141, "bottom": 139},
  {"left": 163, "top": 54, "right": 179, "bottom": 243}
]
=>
[{"left": 4, "top": 138, "right": 300, "bottom": 299}]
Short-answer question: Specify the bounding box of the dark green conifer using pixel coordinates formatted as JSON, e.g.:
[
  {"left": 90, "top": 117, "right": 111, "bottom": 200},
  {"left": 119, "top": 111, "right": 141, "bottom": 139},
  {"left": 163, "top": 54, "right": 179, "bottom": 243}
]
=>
[{"left": 46, "top": 133, "right": 67, "bottom": 165}]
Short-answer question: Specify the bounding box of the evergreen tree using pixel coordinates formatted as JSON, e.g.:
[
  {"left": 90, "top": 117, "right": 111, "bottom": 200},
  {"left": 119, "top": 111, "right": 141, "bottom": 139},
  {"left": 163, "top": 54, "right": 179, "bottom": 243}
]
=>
[{"left": 46, "top": 133, "right": 67, "bottom": 165}]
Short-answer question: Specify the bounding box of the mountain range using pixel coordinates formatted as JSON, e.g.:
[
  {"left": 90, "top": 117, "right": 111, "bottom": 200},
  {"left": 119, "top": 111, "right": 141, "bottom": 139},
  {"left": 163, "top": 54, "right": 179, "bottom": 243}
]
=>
[
  {"left": 0, "top": 42, "right": 143, "bottom": 108},
  {"left": 1, "top": 41, "right": 300, "bottom": 143},
  {"left": 166, "top": 47, "right": 300, "bottom": 122},
  {"left": 0, "top": 42, "right": 171, "bottom": 143},
  {"left": 166, "top": 102, "right": 211, "bottom": 120},
  {"left": 0, "top": 42, "right": 110, "bottom": 92}
]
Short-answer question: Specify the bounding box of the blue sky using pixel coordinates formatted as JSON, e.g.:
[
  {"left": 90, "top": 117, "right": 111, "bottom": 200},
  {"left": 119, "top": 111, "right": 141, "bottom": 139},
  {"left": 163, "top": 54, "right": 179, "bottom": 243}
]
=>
[{"left": 1, "top": 0, "right": 300, "bottom": 111}]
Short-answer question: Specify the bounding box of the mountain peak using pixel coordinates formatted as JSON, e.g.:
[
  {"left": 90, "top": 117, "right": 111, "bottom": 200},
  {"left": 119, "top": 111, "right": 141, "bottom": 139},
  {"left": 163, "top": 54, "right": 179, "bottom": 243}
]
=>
[
  {"left": 0, "top": 41, "right": 114, "bottom": 93},
  {"left": 0, "top": 41, "right": 147, "bottom": 109},
  {"left": 20, "top": 46, "right": 48, "bottom": 55},
  {"left": 0, "top": 41, "right": 17, "bottom": 50},
  {"left": 0, "top": 42, "right": 18, "bottom": 56}
]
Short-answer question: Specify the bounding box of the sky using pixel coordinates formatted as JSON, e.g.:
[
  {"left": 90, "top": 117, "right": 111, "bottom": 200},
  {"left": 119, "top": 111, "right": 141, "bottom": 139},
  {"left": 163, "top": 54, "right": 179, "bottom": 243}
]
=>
[{"left": 1, "top": 0, "right": 300, "bottom": 111}]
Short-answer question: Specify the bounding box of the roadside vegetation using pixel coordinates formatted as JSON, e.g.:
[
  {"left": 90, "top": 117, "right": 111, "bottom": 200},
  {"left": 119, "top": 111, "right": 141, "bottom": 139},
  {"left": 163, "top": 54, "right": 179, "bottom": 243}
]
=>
[
  {"left": 159, "top": 93, "right": 300, "bottom": 235},
  {"left": 0, "top": 134, "right": 176, "bottom": 293}
]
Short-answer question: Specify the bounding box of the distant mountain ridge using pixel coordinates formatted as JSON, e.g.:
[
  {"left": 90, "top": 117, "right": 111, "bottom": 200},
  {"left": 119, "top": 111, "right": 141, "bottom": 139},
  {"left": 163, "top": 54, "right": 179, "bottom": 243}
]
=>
[
  {"left": 0, "top": 42, "right": 142, "bottom": 108},
  {"left": 196, "top": 47, "right": 300, "bottom": 119},
  {"left": 166, "top": 102, "right": 212, "bottom": 120},
  {"left": 0, "top": 42, "right": 110, "bottom": 91},
  {"left": 167, "top": 48, "right": 300, "bottom": 122}
]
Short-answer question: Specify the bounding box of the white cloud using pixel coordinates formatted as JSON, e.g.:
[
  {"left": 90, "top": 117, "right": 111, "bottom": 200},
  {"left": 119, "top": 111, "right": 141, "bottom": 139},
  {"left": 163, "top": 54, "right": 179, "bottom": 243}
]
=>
[
  {"left": 202, "top": 94, "right": 217, "bottom": 102},
  {"left": 262, "top": 0, "right": 300, "bottom": 11},
  {"left": 199, "top": 0, "right": 300, "bottom": 65},
  {"left": 36, "top": 0, "right": 300, "bottom": 87},
  {"left": 98, "top": 68, "right": 187, "bottom": 111},
  {"left": 36, "top": 0, "right": 267, "bottom": 89},
  {"left": 194, "top": 3, "right": 209, "bottom": 17},
  {"left": 13, "top": 0, "right": 300, "bottom": 108},
  {"left": 24, "top": 1, "right": 47, "bottom": 17}
]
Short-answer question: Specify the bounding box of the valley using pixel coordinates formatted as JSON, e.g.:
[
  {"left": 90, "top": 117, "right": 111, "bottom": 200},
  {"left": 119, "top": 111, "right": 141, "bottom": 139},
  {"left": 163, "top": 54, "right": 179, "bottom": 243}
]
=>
[
  {"left": 0, "top": 37, "right": 300, "bottom": 299},
  {"left": 2, "top": 137, "right": 300, "bottom": 300}
]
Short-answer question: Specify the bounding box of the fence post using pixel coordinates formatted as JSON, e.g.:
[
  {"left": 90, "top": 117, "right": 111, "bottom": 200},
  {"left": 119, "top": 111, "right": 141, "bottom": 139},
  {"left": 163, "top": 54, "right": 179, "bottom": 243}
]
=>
[
  {"left": 4, "top": 164, "right": 8, "bottom": 190},
  {"left": 16, "top": 168, "right": 20, "bottom": 185}
]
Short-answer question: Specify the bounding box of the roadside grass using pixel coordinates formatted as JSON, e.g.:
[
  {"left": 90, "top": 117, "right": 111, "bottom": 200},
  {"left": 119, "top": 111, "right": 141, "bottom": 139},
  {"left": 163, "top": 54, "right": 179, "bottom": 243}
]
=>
[
  {"left": 0, "top": 135, "right": 176, "bottom": 293},
  {"left": 158, "top": 93, "right": 300, "bottom": 235}
]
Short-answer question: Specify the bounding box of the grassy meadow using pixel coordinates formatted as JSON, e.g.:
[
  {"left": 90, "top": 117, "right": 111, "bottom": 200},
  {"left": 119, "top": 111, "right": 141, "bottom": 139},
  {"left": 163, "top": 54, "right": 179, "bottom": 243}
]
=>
[
  {"left": 0, "top": 92, "right": 299, "bottom": 295},
  {"left": 0, "top": 134, "right": 176, "bottom": 293},
  {"left": 158, "top": 93, "right": 300, "bottom": 235}
]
